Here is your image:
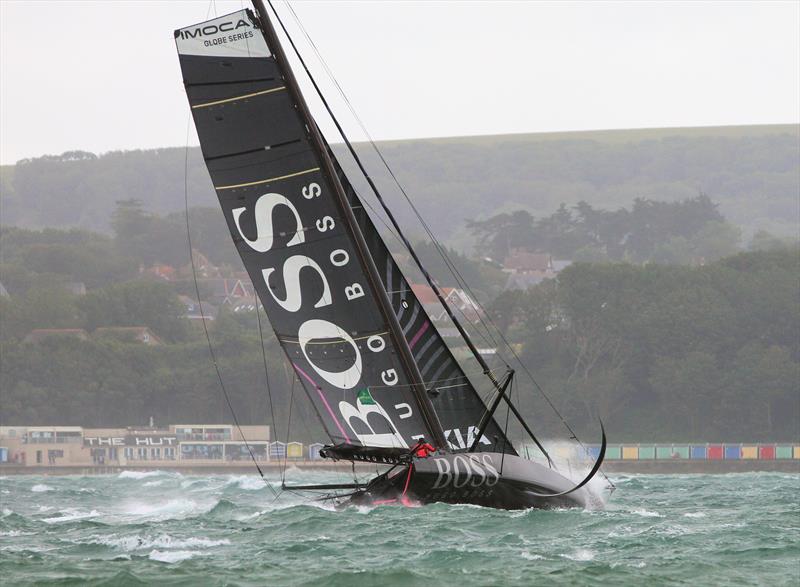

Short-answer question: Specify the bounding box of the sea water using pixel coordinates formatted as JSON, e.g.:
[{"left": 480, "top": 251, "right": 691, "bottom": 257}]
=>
[{"left": 1, "top": 471, "right": 797, "bottom": 586}]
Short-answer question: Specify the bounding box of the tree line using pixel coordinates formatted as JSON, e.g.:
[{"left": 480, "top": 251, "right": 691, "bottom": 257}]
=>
[
  {"left": 486, "top": 248, "right": 799, "bottom": 442},
  {"left": 2, "top": 125, "right": 797, "bottom": 243},
  {"left": 468, "top": 194, "right": 747, "bottom": 264}
]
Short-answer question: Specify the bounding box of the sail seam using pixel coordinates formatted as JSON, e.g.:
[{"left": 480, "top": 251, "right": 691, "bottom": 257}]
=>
[
  {"left": 278, "top": 331, "right": 389, "bottom": 344},
  {"left": 215, "top": 167, "right": 320, "bottom": 190},
  {"left": 192, "top": 85, "right": 287, "bottom": 109}
]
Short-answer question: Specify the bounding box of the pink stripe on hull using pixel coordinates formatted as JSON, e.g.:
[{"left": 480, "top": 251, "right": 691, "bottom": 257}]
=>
[
  {"left": 408, "top": 320, "right": 430, "bottom": 349},
  {"left": 292, "top": 363, "right": 351, "bottom": 443}
]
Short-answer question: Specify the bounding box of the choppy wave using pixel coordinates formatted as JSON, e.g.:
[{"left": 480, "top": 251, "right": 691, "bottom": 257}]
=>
[
  {"left": 0, "top": 472, "right": 797, "bottom": 586},
  {"left": 117, "top": 470, "right": 169, "bottom": 480},
  {"left": 148, "top": 549, "right": 208, "bottom": 563}
]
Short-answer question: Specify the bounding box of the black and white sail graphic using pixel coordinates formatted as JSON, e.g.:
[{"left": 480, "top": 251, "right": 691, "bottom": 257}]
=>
[
  {"left": 326, "top": 153, "right": 516, "bottom": 455},
  {"left": 175, "top": 10, "right": 441, "bottom": 450}
]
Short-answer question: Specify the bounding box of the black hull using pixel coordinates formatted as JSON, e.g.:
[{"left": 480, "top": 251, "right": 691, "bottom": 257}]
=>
[{"left": 346, "top": 453, "right": 603, "bottom": 510}]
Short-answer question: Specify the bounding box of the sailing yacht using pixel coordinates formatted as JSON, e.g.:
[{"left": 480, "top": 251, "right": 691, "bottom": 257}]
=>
[{"left": 174, "top": 1, "right": 607, "bottom": 510}]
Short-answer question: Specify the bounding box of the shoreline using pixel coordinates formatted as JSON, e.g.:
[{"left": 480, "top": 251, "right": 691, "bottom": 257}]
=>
[{"left": 1, "top": 460, "right": 797, "bottom": 476}]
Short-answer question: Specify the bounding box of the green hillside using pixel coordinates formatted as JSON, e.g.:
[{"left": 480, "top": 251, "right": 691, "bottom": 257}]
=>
[{"left": 1, "top": 124, "right": 797, "bottom": 246}]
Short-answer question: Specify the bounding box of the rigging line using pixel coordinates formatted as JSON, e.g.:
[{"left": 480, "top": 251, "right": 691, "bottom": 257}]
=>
[
  {"left": 280, "top": 2, "right": 502, "bottom": 355},
  {"left": 255, "top": 302, "right": 278, "bottom": 461},
  {"left": 183, "top": 121, "right": 277, "bottom": 497},
  {"left": 281, "top": 372, "right": 297, "bottom": 485},
  {"left": 272, "top": 3, "right": 501, "bottom": 384},
  {"left": 500, "top": 376, "right": 513, "bottom": 475},
  {"left": 279, "top": 1, "right": 611, "bottom": 486},
  {"left": 281, "top": 1, "right": 500, "bottom": 333}
]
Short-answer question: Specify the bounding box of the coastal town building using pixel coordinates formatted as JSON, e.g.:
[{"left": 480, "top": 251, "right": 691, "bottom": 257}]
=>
[
  {"left": 0, "top": 424, "right": 272, "bottom": 467},
  {"left": 501, "top": 249, "right": 573, "bottom": 290}
]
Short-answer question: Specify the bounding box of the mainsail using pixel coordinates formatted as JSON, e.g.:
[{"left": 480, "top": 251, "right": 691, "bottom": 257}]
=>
[{"left": 175, "top": 8, "right": 511, "bottom": 455}]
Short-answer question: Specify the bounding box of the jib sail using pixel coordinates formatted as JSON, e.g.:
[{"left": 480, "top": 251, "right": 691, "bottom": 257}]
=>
[
  {"left": 175, "top": 9, "right": 444, "bottom": 451},
  {"left": 327, "top": 153, "right": 516, "bottom": 455}
]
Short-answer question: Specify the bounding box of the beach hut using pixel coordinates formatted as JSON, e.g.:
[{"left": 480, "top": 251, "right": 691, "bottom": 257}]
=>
[
  {"left": 724, "top": 445, "right": 741, "bottom": 460},
  {"left": 308, "top": 443, "right": 324, "bottom": 460},
  {"left": 741, "top": 445, "right": 758, "bottom": 459},
  {"left": 672, "top": 446, "right": 690, "bottom": 459},
  {"left": 622, "top": 446, "right": 639, "bottom": 460},
  {"left": 286, "top": 442, "right": 303, "bottom": 459},
  {"left": 269, "top": 441, "right": 286, "bottom": 460},
  {"left": 690, "top": 445, "right": 707, "bottom": 459},
  {"left": 606, "top": 446, "right": 622, "bottom": 460},
  {"left": 707, "top": 445, "right": 723, "bottom": 460},
  {"left": 656, "top": 446, "right": 673, "bottom": 459},
  {"left": 775, "top": 446, "right": 793, "bottom": 459},
  {"left": 758, "top": 445, "right": 775, "bottom": 460},
  {"left": 638, "top": 446, "right": 655, "bottom": 460}
]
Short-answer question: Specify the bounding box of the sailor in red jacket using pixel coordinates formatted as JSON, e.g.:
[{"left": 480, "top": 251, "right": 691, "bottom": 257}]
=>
[{"left": 413, "top": 438, "right": 436, "bottom": 458}]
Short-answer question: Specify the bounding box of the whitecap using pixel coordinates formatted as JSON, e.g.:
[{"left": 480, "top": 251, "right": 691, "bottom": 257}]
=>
[
  {"left": 148, "top": 549, "right": 206, "bottom": 563},
  {"left": 43, "top": 509, "right": 99, "bottom": 523},
  {"left": 116, "top": 498, "right": 210, "bottom": 521},
  {"left": 521, "top": 552, "right": 544, "bottom": 560},
  {"left": 31, "top": 484, "right": 53, "bottom": 493},
  {"left": 1, "top": 508, "right": 11, "bottom": 517},
  {"left": 562, "top": 549, "right": 596, "bottom": 561},
  {"left": 683, "top": 512, "right": 707, "bottom": 518},
  {"left": 0, "top": 530, "right": 33, "bottom": 537},
  {"left": 631, "top": 508, "right": 663, "bottom": 518},
  {"left": 118, "top": 470, "right": 164, "bottom": 480},
  {"left": 143, "top": 480, "right": 163, "bottom": 487},
  {"left": 225, "top": 475, "right": 267, "bottom": 491},
  {"left": 89, "top": 533, "right": 229, "bottom": 551}
]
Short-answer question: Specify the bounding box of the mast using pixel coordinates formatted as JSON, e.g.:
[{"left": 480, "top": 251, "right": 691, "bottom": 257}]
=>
[
  {"left": 261, "top": 2, "right": 501, "bottom": 391},
  {"left": 260, "top": 4, "right": 558, "bottom": 463},
  {"left": 250, "top": 0, "right": 447, "bottom": 450}
]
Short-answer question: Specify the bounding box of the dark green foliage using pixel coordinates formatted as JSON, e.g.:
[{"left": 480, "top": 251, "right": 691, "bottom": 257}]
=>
[
  {"left": 78, "top": 281, "right": 187, "bottom": 342},
  {"left": 489, "top": 249, "right": 799, "bottom": 441},
  {"left": 468, "top": 194, "right": 737, "bottom": 263}
]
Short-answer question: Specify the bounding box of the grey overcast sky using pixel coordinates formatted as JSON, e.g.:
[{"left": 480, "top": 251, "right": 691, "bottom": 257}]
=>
[{"left": 1, "top": 0, "right": 798, "bottom": 164}]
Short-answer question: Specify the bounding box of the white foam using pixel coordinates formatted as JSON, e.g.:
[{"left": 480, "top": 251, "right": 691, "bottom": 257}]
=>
[
  {"left": 631, "top": 508, "right": 663, "bottom": 518},
  {"left": 91, "top": 533, "right": 230, "bottom": 551},
  {"left": 562, "top": 549, "right": 596, "bottom": 562},
  {"left": 148, "top": 549, "right": 207, "bottom": 563},
  {"left": 117, "top": 498, "right": 211, "bottom": 521},
  {"left": 0, "top": 530, "right": 33, "bottom": 537},
  {"left": 31, "top": 484, "right": 53, "bottom": 493},
  {"left": 1, "top": 508, "right": 11, "bottom": 517},
  {"left": 43, "top": 509, "right": 99, "bottom": 523},
  {"left": 143, "top": 480, "right": 163, "bottom": 487},
  {"left": 118, "top": 470, "right": 164, "bottom": 480},
  {"left": 683, "top": 512, "right": 707, "bottom": 518},
  {"left": 521, "top": 552, "right": 544, "bottom": 561},
  {"left": 225, "top": 476, "right": 267, "bottom": 491}
]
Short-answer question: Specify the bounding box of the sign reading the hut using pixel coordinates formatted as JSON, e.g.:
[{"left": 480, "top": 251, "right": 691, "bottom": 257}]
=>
[{"left": 83, "top": 435, "right": 178, "bottom": 447}]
